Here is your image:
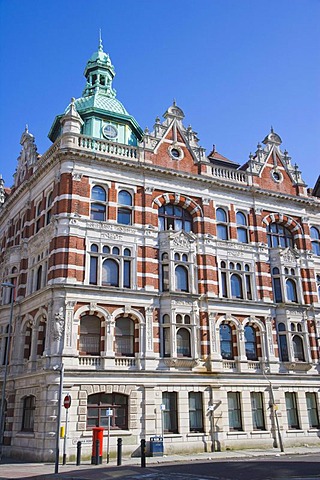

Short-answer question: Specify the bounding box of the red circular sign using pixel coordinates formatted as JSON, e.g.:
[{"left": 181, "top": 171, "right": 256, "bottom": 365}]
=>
[{"left": 63, "top": 394, "right": 71, "bottom": 409}]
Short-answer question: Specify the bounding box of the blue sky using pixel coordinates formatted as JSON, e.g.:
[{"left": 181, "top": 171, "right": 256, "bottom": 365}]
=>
[{"left": 0, "top": 0, "right": 319, "bottom": 188}]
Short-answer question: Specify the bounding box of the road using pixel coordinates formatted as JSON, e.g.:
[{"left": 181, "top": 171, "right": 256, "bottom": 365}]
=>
[{"left": 4, "top": 453, "right": 318, "bottom": 480}]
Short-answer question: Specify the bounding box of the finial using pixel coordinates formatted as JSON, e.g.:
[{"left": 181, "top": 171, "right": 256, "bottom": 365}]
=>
[
  {"left": 173, "top": 98, "right": 176, "bottom": 106},
  {"left": 271, "top": 125, "right": 274, "bottom": 133},
  {"left": 212, "top": 144, "right": 216, "bottom": 153},
  {"left": 71, "top": 97, "right": 75, "bottom": 105},
  {"left": 249, "top": 152, "right": 253, "bottom": 160},
  {"left": 25, "top": 124, "right": 29, "bottom": 133},
  {"left": 99, "top": 28, "right": 103, "bottom": 51}
]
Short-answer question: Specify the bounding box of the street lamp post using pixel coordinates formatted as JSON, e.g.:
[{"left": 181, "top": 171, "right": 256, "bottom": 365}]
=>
[
  {"left": 263, "top": 367, "right": 284, "bottom": 452},
  {"left": 0, "top": 282, "right": 15, "bottom": 462},
  {"left": 160, "top": 403, "right": 165, "bottom": 453},
  {"left": 54, "top": 363, "right": 64, "bottom": 474}
]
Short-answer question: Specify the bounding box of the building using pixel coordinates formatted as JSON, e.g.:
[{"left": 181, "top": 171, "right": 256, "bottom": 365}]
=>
[{"left": 0, "top": 39, "right": 320, "bottom": 462}]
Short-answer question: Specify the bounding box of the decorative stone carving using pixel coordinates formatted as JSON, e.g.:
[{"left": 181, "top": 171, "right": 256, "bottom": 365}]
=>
[{"left": 52, "top": 307, "right": 65, "bottom": 340}]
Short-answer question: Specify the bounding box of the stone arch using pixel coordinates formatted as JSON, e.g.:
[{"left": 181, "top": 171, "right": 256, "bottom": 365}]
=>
[
  {"left": 74, "top": 304, "right": 110, "bottom": 322},
  {"left": 112, "top": 308, "right": 145, "bottom": 357},
  {"left": 262, "top": 213, "right": 302, "bottom": 235},
  {"left": 112, "top": 307, "right": 145, "bottom": 324},
  {"left": 152, "top": 192, "right": 203, "bottom": 218},
  {"left": 242, "top": 316, "right": 266, "bottom": 333}
]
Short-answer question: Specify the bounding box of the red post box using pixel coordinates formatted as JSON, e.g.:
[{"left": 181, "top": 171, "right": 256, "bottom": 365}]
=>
[{"left": 91, "top": 427, "right": 104, "bottom": 464}]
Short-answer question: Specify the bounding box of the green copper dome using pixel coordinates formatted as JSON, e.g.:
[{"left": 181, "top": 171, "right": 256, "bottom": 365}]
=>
[
  {"left": 69, "top": 95, "right": 128, "bottom": 116},
  {"left": 48, "top": 37, "right": 143, "bottom": 143}
]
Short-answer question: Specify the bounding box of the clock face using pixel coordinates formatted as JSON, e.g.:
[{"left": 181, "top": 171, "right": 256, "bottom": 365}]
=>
[{"left": 102, "top": 124, "right": 118, "bottom": 139}]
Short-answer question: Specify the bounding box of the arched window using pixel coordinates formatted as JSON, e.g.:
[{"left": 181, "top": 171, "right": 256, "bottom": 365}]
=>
[
  {"left": 35, "top": 201, "right": 42, "bottom": 233},
  {"left": 37, "top": 318, "right": 46, "bottom": 356},
  {"left": 24, "top": 323, "right": 32, "bottom": 360},
  {"left": 79, "top": 315, "right": 101, "bottom": 355},
  {"left": 117, "top": 190, "right": 133, "bottom": 225},
  {"left": 91, "top": 185, "right": 107, "bottom": 221},
  {"left": 36, "top": 265, "right": 42, "bottom": 291},
  {"left": 115, "top": 317, "right": 135, "bottom": 356},
  {"left": 87, "top": 392, "right": 128, "bottom": 429},
  {"left": 292, "top": 335, "right": 305, "bottom": 361},
  {"left": 161, "top": 314, "right": 171, "bottom": 357},
  {"left": 46, "top": 191, "right": 53, "bottom": 225},
  {"left": 231, "top": 274, "right": 243, "bottom": 298},
  {"left": 236, "top": 212, "right": 248, "bottom": 243},
  {"left": 286, "top": 279, "right": 297, "bottom": 302},
  {"left": 267, "top": 223, "right": 293, "bottom": 248},
  {"left": 244, "top": 325, "right": 258, "bottom": 360},
  {"left": 102, "top": 259, "right": 119, "bottom": 287},
  {"left": 310, "top": 227, "right": 320, "bottom": 256},
  {"left": 22, "top": 395, "right": 36, "bottom": 432},
  {"left": 216, "top": 208, "right": 228, "bottom": 240},
  {"left": 176, "top": 328, "right": 191, "bottom": 357},
  {"left": 175, "top": 265, "right": 189, "bottom": 292},
  {"left": 158, "top": 204, "right": 193, "bottom": 232},
  {"left": 220, "top": 323, "right": 233, "bottom": 360}
]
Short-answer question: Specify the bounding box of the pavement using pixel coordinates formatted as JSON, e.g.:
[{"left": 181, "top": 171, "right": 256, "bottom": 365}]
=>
[{"left": 0, "top": 445, "right": 320, "bottom": 479}]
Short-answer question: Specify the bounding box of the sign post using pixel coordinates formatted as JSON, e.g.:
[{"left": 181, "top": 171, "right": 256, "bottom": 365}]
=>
[
  {"left": 63, "top": 394, "right": 71, "bottom": 465},
  {"left": 106, "top": 408, "right": 113, "bottom": 463}
]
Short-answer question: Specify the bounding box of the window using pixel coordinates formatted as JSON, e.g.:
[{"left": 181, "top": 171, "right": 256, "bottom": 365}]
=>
[
  {"left": 46, "top": 191, "right": 53, "bottom": 225},
  {"left": 35, "top": 201, "right": 42, "bottom": 233},
  {"left": 272, "top": 267, "right": 299, "bottom": 303},
  {"left": 176, "top": 328, "right": 191, "bottom": 357},
  {"left": 285, "top": 392, "right": 300, "bottom": 429},
  {"left": 1, "top": 326, "right": 9, "bottom": 365},
  {"left": 244, "top": 326, "right": 258, "bottom": 361},
  {"left": 306, "top": 393, "right": 320, "bottom": 428},
  {"left": 117, "top": 190, "right": 133, "bottom": 225},
  {"left": 91, "top": 185, "right": 107, "bottom": 221},
  {"left": 158, "top": 204, "right": 193, "bottom": 232},
  {"left": 292, "top": 335, "right": 305, "bottom": 361},
  {"left": 220, "top": 261, "right": 253, "bottom": 300},
  {"left": 267, "top": 223, "right": 293, "bottom": 248},
  {"left": 310, "top": 227, "right": 320, "bottom": 256},
  {"left": 317, "top": 275, "right": 320, "bottom": 301},
  {"left": 22, "top": 396, "right": 35, "bottom": 432},
  {"left": 115, "top": 317, "right": 135, "bottom": 356},
  {"left": 272, "top": 267, "right": 282, "bottom": 303},
  {"left": 251, "top": 392, "right": 265, "bottom": 430},
  {"left": 216, "top": 208, "right": 228, "bottom": 240},
  {"left": 161, "top": 253, "right": 169, "bottom": 291},
  {"left": 175, "top": 265, "right": 189, "bottom": 292},
  {"left": 220, "top": 323, "right": 233, "bottom": 360},
  {"left": 189, "top": 392, "right": 204, "bottom": 432},
  {"left": 24, "top": 323, "right": 32, "bottom": 360},
  {"left": 36, "top": 265, "right": 42, "bottom": 291},
  {"left": 160, "top": 313, "right": 193, "bottom": 358},
  {"left": 236, "top": 212, "right": 248, "bottom": 243},
  {"left": 227, "top": 392, "right": 242, "bottom": 431},
  {"left": 37, "top": 317, "right": 46, "bottom": 356},
  {"left": 277, "top": 323, "right": 289, "bottom": 362},
  {"left": 89, "top": 244, "right": 133, "bottom": 288},
  {"left": 286, "top": 278, "right": 297, "bottom": 302},
  {"left": 161, "top": 314, "right": 171, "bottom": 357},
  {"left": 162, "top": 392, "right": 178, "bottom": 433},
  {"left": 87, "top": 393, "right": 128, "bottom": 429},
  {"left": 79, "top": 315, "right": 101, "bottom": 355}
]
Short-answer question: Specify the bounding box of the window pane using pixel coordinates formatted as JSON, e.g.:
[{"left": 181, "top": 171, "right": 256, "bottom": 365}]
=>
[
  {"left": 292, "top": 335, "right": 305, "bottom": 361},
  {"left": 176, "top": 328, "right": 191, "bottom": 357},
  {"left": 245, "top": 326, "right": 257, "bottom": 360},
  {"left": 118, "top": 208, "right": 132, "bottom": 225},
  {"left": 216, "top": 208, "right": 227, "bottom": 222},
  {"left": 217, "top": 224, "right": 228, "bottom": 240},
  {"left": 90, "top": 256, "right": 98, "bottom": 284},
  {"left": 123, "top": 260, "right": 131, "bottom": 288},
  {"left": 91, "top": 203, "right": 106, "bottom": 221},
  {"left": 231, "top": 274, "right": 243, "bottom": 298},
  {"left": 118, "top": 190, "right": 132, "bottom": 206},
  {"left": 236, "top": 212, "right": 247, "bottom": 225},
  {"left": 306, "top": 393, "right": 320, "bottom": 428},
  {"left": 189, "top": 392, "right": 203, "bottom": 432},
  {"left": 251, "top": 392, "right": 265, "bottom": 430},
  {"left": 102, "top": 259, "right": 119, "bottom": 286},
  {"left": 286, "top": 279, "right": 297, "bottom": 302},
  {"left": 175, "top": 265, "right": 189, "bottom": 292},
  {"left": 237, "top": 227, "right": 248, "bottom": 243},
  {"left": 228, "top": 392, "right": 242, "bottom": 431},
  {"left": 92, "top": 186, "right": 106, "bottom": 201},
  {"left": 285, "top": 392, "right": 299, "bottom": 429},
  {"left": 220, "top": 324, "right": 233, "bottom": 360},
  {"left": 162, "top": 392, "right": 178, "bottom": 433}
]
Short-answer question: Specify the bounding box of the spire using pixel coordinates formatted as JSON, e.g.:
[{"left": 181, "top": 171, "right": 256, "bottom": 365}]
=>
[
  {"left": 99, "top": 28, "right": 103, "bottom": 52},
  {"left": 83, "top": 38, "right": 116, "bottom": 99}
]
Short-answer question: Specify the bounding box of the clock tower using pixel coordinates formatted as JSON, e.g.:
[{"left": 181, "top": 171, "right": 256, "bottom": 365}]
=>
[{"left": 49, "top": 37, "right": 143, "bottom": 145}]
